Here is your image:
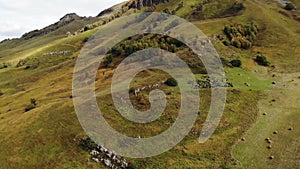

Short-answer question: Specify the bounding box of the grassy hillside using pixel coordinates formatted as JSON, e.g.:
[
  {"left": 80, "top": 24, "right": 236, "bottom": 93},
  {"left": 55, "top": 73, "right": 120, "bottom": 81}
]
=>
[{"left": 0, "top": 0, "right": 299, "bottom": 168}]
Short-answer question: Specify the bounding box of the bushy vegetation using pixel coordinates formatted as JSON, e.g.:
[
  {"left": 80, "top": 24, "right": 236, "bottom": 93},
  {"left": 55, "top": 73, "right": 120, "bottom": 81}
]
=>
[
  {"left": 25, "top": 98, "right": 37, "bottom": 112},
  {"left": 16, "top": 57, "right": 40, "bottom": 69},
  {"left": 230, "top": 59, "right": 242, "bottom": 67},
  {"left": 129, "top": 87, "right": 135, "bottom": 93},
  {"left": 79, "top": 137, "right": 98, "bottom": 151},
  {"left": 17, "top": 58, "right": 30, "bottom": 68},
  {"left": 103, "top": 55, "right": 113, "bottom": 68},
  {"left": 102, "top": 34, "right": 185, "bottom": 68},
  {"left": 222, "top": 40, "right": 231, "bottom": 46},
  {"left": 285, "top": 3, "right": 296, "bottom": 10},
  {"left": 223, "top": 22, "right": 258, "bottom": 49},
  {"left": 100, "top": 34, "right": 207, "bottom": 74},
  {"left": 191, "top": 0, "right": 245, "bottom": 20},
  {"left": 255, "top": 54, "right": 270, "bottom": 66},
  {"left": 0, "top": 62, "right": 9, "bottom": 69},
  {"left": 79, "top": 11, "right": 124, "bottom": 34},
  {"left": 165, "top": 77, "right": 178, "bottom": 87},
  {"left": 163, "top": 2, "right": 184, "bottom": 15}
]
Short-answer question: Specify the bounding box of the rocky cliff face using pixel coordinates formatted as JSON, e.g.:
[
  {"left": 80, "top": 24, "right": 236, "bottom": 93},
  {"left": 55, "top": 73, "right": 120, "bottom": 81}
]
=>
[
  {"left": 129, "top": 0, "right": 170, "bottom": 10},
  {"left": 59, "top": 13, "right": 81, "bottom": 24}
]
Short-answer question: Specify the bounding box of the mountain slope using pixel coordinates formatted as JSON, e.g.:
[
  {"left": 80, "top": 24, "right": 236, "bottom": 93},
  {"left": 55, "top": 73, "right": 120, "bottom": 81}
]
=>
[{"left": 0, "top": 0, "right": 299, "bottom": 168}]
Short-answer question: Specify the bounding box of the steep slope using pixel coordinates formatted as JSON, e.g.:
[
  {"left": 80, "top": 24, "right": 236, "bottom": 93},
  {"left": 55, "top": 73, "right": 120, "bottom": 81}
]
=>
[
  {"left": 0, "top": 13, "right": 99, "bottom": 59},
  {"left": 0, "top": 0, "right": 299, "bottom": 168}
]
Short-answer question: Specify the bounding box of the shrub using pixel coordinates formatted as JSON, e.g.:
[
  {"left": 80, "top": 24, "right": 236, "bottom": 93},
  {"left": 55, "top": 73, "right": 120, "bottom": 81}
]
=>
[
  {"left": 165, "top": 77, "right": 178, "bottom": 87},
  {"left": 230, "top": 59, "right": 242, "bottom": 67},
  {"left": 0, "top": 63, "right": 9, "bottom": 69},
  {"left": 25, "top": 98, "right": 37, "bottom": 112},
  {"left": 232, "top": 39, "right": 242, "bottom": 48},
  {"left": 163, "top": 8, "right": 171, "bottom": 14},
  {"left": 233, "top": 2, "right": 246, "bottom": 10},
  {"left": 255, "top": 54, "right": 270, "bottom": 66},
  {"left": 221, "top": 58, "right": 230, "bottom": 67},
  {"left": 222, "top": 40, "right": 231, "bottom": 46},
  {"left": 103, "top": 55, "right": 113, "bottom": 68},
  {"left": 83, "top": 37, "right": 89, "bottom": 43},
  {"left": 129, "top": 87, "right": 135, "bottom": 93},
  {"left": 17, "top": 59, "right": 29, "bottom": 68},
  {"left": 285, "top": 3, "right": 295, "bottom": 10}
]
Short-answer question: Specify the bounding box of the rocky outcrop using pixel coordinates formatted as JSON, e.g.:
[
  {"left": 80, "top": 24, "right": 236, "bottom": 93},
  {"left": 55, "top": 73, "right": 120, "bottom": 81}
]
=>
[
  {"left": 21, "top": 13, "right": 83, "bottom": 40},
  {"left": 59, "top": 13, "right": 81, "bottom": 24},
  {"left": 97, "top": 8, "right": 114, "bottom": 17},
  {"left": 137, "top": 0, "right": 144, "bottom": 10}
]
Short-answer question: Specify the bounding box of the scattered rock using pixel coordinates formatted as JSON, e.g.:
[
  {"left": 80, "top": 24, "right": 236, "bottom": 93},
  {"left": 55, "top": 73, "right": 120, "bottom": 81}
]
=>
[
  {"left": 244, "top": 82, "right": 251, "bottom": 87},
  {"left": 263, "top": 113, "right": 267, "bottom": 115},
  {"left": 269, "top": 156, "right": 274, "bottom": 160},
  {"left": 288, "top": 127, "right": 293, "bottom": 131},
  {"left": 267, "top": 145, "right": 272, "bottom": 149},
  {"left": 273, "top": 131, "right": 278, "bottom": 135},
  {"left": 266, "top": 138, "right": 272, "bottom": 144},
  {"left": 272, "top": 81, "right": 276, "bottom": 85},
  {"left": 241, "top": 138, "right": 246, "bottom": 141}
]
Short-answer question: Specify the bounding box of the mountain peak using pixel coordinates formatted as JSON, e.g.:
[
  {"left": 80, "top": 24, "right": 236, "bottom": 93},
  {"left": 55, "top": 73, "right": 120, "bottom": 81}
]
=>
[{"left": 59, "top": 13, "right": 81, "bottom": 23}]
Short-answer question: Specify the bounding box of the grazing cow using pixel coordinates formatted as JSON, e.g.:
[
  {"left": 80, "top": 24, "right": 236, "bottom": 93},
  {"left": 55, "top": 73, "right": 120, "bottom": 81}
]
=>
[{"left": 90, "top": 150, "right": 99, "bottom": 156}]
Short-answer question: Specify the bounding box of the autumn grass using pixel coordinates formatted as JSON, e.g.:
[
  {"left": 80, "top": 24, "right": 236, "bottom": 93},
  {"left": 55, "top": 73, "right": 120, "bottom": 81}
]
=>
[{"left": 0, "top": 0, "right": 299, "bottom": 168}]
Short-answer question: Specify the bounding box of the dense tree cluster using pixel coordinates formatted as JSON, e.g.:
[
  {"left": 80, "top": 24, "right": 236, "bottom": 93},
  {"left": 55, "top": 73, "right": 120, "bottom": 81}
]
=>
[
  {"left": 223, "top": 22, "right": 258, "bottom": 49},
  {"left": 101, "top": 34, "right": 207, "bottom": 74},
  {"left": 191, "top": 0, "right": 245, "bottom": 20},
  {"left": 102, "top": 34, "right": 185, "bottom": 68}
]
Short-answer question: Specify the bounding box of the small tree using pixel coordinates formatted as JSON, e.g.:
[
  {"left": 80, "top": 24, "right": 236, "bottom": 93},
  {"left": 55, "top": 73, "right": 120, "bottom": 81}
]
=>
[
  {"left": 165, "top": 77, "right": 178, "bottom": 87},
  {"left": 230, "top": 59, "right": 242, "bottom": 67},
  {"left": 25, "top": 98, "right": 37, "bottom": 112},
  {"left": 255, "top": 54, "right": 270, "bottom": 66},
  {"left": 222, "top": 40, "right": 231, "bottom": 46},
  {"left": 0, "top": 63, "right": 9, "bottom": 69},
  {"left": 103, "top": 55, "right": 113, "bottom": 68},
  {"left": 129, "top": 87, "right": 135, "bottom": 93},
  {"left": 285, "top": 3, "right": 295, "bottom": 10}
]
